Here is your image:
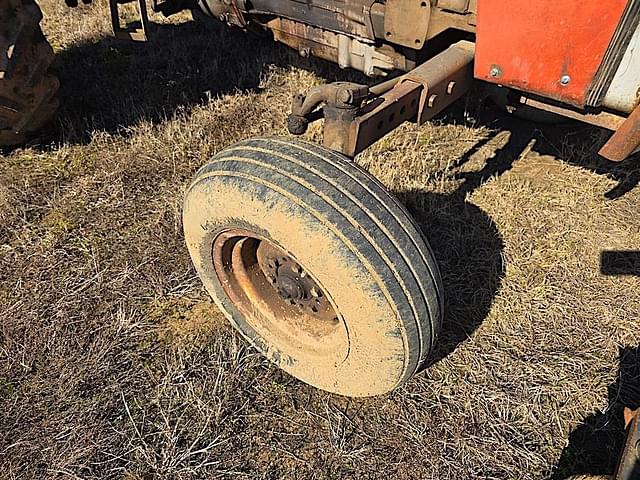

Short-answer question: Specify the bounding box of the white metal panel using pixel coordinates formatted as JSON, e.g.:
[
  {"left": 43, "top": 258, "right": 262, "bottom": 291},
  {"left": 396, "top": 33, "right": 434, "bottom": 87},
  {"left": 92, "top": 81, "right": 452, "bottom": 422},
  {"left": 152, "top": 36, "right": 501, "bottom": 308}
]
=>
[{"left": 603, "top": 21, "right": 640, "bottom": 113}]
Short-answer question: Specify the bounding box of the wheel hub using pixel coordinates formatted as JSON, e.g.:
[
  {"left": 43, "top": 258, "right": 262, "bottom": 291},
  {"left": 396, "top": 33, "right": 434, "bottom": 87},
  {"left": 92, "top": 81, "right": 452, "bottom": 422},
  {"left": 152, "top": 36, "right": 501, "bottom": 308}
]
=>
[
  {"left": 211, "top": 228, "right": 341, "bottom": 353},
  {"left": 256, "top": 242, "right": 329, "bottom": 316},
  {"left": 275, "top": 274, "right": 304, "bottom": 300}
]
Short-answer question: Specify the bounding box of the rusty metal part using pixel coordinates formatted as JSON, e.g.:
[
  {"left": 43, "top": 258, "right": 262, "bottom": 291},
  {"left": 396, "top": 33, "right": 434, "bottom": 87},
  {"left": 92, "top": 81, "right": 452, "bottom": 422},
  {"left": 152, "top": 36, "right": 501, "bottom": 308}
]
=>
[
  {"left": 194, "top": 0, "right": 479, "bottom": 72},
  {"left": 379, "top": 0, "right": 477, "bottom": 41},
  {"left": 256, "top": 242, "right": 333, "bottom": 317},
  {"left": 200, "top": 0, "right": 376, "bottom": 39},
  {"left": 267, "top": 18, "right": 410, "bottom": 76},
  {"left": 383, "top": 0, "right": 431, "bottom": 49},
  {"left": 516, "top": 95, "right": 639, "bottom": 162},
  {"left": 212, "top": 229, "right": 343, "bottom": 354},
  {"left": 228, "top": 0, "right": 247, "bottom": 27},
  {"left": 346, "top": 39, "right": 473, "bottom": 155},
  {"left": 323, "top": 98, "right": 362, "bottom": 154},
  {"left": 518, "top": 97, "right": 627, "bottom": 131},
  {"left": 289, "top": 40, "right": 474, "bottom": 157},
  {"left": 288, "top": 81, "right": 369, "bottom": 141},
  {"left": 426, "top": 0, "right": 476, "bottom": 37},
  {"left": 599, "top": 103, "right": 640, "bottom": 162},
  {"left": 200, "top": 0, "right": 248, "bottom": 27},
  {"left": 197, "top": 0, "right": 479, "bottom": 45},
  {"left": 438, "top": 0, "right": 470, "bottom": 13},
  {"left": 369, "top": 75, "right": 403, "bottom": 96},
  {"left": 288, "top": 81, "right": 369, "bottom": 153},
  {"left": 613, "top": 407, "right": 640, "bottom": 480},
  {"left": 402, "top": 40, "right": 474, "bottom": 124},
  {"left": 339, "top": 80, "right": 421, "bottom": 155},
  {"left": 109, "top": 0, "right": 150, "bottom": 41}
]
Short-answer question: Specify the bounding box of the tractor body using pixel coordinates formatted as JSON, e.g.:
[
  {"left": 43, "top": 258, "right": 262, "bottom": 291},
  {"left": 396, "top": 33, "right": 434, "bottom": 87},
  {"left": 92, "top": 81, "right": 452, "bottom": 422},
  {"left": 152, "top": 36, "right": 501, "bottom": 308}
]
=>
[{"left": 188, "top": 0, "right": 640, "bottom": 160}]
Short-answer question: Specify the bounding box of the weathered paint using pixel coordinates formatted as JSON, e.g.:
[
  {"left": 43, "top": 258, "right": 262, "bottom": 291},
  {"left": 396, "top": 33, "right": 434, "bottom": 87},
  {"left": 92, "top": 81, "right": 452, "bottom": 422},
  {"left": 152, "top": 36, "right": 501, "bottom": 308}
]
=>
[
  {"left": 474, "top": 0, "right": 628, "bottom": 106},
  {"left": 603, "top": 20, "right": 640, "bottom": 113}
]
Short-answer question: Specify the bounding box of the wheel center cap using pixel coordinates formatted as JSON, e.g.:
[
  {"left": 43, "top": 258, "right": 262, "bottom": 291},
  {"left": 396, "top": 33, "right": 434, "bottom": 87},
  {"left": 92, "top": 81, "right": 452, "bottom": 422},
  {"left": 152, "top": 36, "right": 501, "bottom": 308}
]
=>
[{"left": 276, "top": 274, "right": 304, "bottom": 300}]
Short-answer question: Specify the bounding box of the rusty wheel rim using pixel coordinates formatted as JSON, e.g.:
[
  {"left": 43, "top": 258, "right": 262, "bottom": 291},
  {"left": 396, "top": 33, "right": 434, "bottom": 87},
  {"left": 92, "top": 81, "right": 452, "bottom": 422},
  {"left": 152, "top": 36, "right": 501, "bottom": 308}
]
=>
[{"left": 212, "top": 229, "right": 349, "bottom": 360}]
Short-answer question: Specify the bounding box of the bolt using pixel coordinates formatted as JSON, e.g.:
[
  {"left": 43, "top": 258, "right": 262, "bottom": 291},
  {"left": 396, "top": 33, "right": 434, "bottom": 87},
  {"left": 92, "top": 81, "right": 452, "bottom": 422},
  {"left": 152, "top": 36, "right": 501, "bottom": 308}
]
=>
[
  {"left": 338, "top": 89, "right": 353, "bottom": 104},
  {"left": 490, "top": 67, "right": 501, "bottom": 78},
  {"left": 428, "top": 94, "right": 437, "bottom": 108},
  {"left": 560, "top": 75, "right": 571, "bottom": 85},
  {"left": 446, "top": 81, "right": 456, "bottom": 94}
]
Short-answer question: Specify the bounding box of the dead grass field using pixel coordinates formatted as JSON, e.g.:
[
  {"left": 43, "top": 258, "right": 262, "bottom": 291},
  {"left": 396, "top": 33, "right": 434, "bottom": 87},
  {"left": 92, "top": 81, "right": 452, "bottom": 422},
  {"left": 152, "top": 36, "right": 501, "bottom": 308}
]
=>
[{"left": 1, "top": 2, "right": 639, "bottom": 479}]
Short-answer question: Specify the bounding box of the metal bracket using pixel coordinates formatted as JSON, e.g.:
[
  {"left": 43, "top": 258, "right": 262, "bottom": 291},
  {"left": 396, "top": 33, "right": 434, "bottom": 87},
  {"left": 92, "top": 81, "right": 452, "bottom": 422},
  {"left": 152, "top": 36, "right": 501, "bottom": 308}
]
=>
[
  {"left": 109, "top": 0, "right": 151, "bottom": 42},
  {"left": 287, "top": 41, "right": 475, "bottom": 158},
  {"left": 287, "top": 82, "right": 369, "bottom": 154},
  {"left": 383, "top": 0, "right": 431, "bottom": 49}
]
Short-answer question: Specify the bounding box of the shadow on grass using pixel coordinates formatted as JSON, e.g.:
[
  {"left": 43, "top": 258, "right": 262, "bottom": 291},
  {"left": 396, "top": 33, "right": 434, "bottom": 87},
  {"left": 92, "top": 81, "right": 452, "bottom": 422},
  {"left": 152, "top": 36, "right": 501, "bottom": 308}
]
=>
[
  {"left": 601, "top": 250, "right": 640, "bottom": 276},
  {"left": 405, "top": 106, "right": 639, "bottom": 364},
  {"left": 552, "top": 346, "right": 640, "bottom": 479},
  {"left": 394, "top": 189, "right": 504, "bottom": 367},
  {"left": 393, "top": 111, "right": 638, "bottom": 371},
  {"left": 398, "top": 96, "right": 639, "bottom": 366},
  {"left": 45, "top": 18, "right": 364, "bottom": 145},
  {"left": 438, "top": 99, "right": 640, "bottom": 200}
]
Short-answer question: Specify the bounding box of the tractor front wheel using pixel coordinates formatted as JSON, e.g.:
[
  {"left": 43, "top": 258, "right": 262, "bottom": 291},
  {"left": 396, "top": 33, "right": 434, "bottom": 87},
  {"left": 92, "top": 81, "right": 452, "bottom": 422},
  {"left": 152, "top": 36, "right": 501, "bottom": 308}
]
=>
[{"left": 183, "top": 137, "right": 443, "bottom": 397}]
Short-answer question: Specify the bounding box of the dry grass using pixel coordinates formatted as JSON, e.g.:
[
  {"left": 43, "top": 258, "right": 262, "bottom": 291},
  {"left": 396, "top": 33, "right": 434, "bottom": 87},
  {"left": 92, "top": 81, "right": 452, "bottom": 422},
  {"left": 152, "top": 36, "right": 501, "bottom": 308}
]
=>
[{"left": 1, "top": 2, "right": 639, "bottom": 479}]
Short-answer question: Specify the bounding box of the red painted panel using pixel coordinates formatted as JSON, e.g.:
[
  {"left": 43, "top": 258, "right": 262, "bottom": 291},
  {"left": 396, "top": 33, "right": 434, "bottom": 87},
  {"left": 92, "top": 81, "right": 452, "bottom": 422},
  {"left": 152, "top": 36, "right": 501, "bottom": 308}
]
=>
[{"left": 474, "top": 0, "right": 628, "bottom": 106}]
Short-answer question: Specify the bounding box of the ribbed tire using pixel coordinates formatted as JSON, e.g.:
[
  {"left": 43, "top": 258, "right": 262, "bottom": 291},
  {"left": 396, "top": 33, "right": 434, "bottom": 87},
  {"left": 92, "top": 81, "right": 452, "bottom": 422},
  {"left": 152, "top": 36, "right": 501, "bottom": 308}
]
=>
[
  {"left": 0, "top": 0, "right": 59, "bottom": 146},
  {"left": 183, "top": 137, "right": 443, "bottom": 397}
]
